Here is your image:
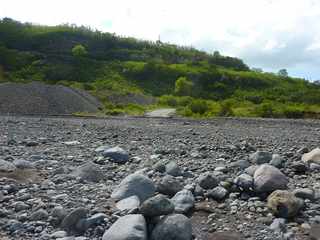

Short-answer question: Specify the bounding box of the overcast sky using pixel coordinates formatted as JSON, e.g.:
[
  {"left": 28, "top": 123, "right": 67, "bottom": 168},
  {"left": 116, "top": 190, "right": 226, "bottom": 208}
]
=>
[{"left": 1, "top": 0, "right": 320, "bottom": 80}]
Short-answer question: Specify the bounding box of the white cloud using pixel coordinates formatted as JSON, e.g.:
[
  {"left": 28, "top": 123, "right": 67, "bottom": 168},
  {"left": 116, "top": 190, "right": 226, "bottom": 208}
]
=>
[{"left": 1, "top": 0, "right": 320, "bottom": 79}]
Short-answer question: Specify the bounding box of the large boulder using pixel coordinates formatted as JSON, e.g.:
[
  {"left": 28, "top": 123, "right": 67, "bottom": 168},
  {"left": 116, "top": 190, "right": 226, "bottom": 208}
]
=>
[
  {"left": 302, "top": 148, "right": 320, "bottom": 165},
  {"left": 234, "top": 174, "right": 253, "bottom": 191},
  {"left": 116, "top": 195, "right": 141, "bottom": 211},
  {"left": 102, "top": 146, "right": 129, "bottom": 164},
  {"left": 140, "top": 194, "right": 174, "bottom": 217},
  {"left": 171, "top": 189, "right": 194, "bottom": 214},
  {"left": 267, "top": 190, "right": 304, "bottom": 218},
  {"left": 253, "top": 164, "right": 288, "bottom": 193},
  {"left": 71, "top": 162, "right": 103, "bottom": 183},
  {"left": 165, "top": 161, "right": 182, "bottom": 177},
  {"left": 151, "top": 214, "right": 192, "bottom": 240},
  {"left": 111, "top": 173, "right": 155, "bottom": 202},
  {"left": 197, "top": 173, "right": 219, "bottom": 190},
  {"left": 250, "top": 151, "right": 272, "bottom": 165},
  {"left": 102, "top": 214, "right": 147, "bottom": 240},
  {"left": 207, "top": 186, "right": 229, "bottom": 201},
  {"left": 60, "top": 208, "right": 88, "bottom": 235},
  {"left": 157, "top": 175, "right": 183, "bottom": 196}
]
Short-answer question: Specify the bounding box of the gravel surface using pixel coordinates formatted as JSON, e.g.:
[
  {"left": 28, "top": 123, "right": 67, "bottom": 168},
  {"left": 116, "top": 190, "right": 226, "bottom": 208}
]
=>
[
  {"left": 1, "top": 116, "right": 320, "bottom": 240},
  {"left": 0, "top": 82, "right": 102, "bottom": 115}
]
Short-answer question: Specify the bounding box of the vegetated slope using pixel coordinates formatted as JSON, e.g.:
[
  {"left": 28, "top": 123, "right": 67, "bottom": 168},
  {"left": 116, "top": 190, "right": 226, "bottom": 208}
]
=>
[
  {"left": 1, "top": 17, "right": 320, "bottom": 118},
  {"left": 0, "top": 82, "right": 102, "bottom": 115}
]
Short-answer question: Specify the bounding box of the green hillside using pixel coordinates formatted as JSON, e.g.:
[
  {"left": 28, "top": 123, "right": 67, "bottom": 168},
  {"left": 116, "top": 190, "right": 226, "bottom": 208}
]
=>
[{"left": 1, "top": 17, "right": 320, "bottom": 118}]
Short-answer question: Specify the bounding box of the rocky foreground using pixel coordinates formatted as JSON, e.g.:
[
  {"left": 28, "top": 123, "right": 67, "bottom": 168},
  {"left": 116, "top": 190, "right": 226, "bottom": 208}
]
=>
[{"left": 1, "top": 116, "right": 320, "bottom": 240}]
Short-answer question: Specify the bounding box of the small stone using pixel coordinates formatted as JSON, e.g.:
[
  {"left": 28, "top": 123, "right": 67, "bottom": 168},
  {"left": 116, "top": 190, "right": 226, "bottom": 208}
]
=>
[
  {"left": 13, "top": 159, "right": 34, "bottom": 169},
  {"left": 71, "top": 162, "right": 104, "bottom": 183},
  {"left": 14, "top": 201, "right": 30, "bottom": 212},
  {"left": 293, "top": 188, "right": 315, "bottom": 201},
  {"left": 270, "top": 218, "right": 287, "bottom": 233},
  {"left": 29, "top": 209, "right": 49, "bottom": 221},
  {"left": 50, "top": 231, "right": 67, "bottom": 238},
  {"left": 0, "top": 159, "right": 16, "bottom": 172},
  {"left": 230, "top": 160, "right": 250, "bottom": 170},
  {"left": 102, "top": 146, "right": 129, "bottom": 164},
  {"left": 250, "top": 151, "right": 272, "bottom": 165}
]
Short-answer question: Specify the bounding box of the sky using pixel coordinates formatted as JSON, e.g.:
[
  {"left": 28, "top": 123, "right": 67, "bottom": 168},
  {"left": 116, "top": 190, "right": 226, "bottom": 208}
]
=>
[{"left": 1, "top": 0, "right": 320, "bottom": 80}]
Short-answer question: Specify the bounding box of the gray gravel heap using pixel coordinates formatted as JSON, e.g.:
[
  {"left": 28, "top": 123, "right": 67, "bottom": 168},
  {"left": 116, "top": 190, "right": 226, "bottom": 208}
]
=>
[{"left": 0, "top": 82, "right": 102, "bottom": 115}]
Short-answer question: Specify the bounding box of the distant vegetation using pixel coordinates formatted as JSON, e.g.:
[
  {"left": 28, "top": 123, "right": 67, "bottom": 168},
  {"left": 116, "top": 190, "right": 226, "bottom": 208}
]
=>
[{"left": 1, "top": 17, "right": 320, "bottom": 118}]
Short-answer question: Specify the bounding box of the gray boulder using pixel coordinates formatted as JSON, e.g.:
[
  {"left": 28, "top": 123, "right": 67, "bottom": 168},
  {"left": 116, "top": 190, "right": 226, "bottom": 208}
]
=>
[
  {"left": 234, "top": 174, "right": 253, "bottom": 191},
  {"left": 95, "top": 145, "right": 111, "bottom": 153},
  {"left": 293, "top": 188, "right": 315, "bottom": 201},
  {"left": 29, "top": 209, "right": 48, "bottom": 221},
  {"left": 165, "top": 161, "right": 182, "bottom": 177},
  {"left": 244, "top": 165, "right": 259, "bottom": 176},
  {"left": 254, "top": 164, "right": 288, "bottom": 193},
  {"left": 197, "top": 173, "right": 219, "bottom": 190},
  {"left": 140, "top": 194, "right": 174, "bottom": 217},
  {"left": 111, "top": 173, "right": 155, "bottom": 202},
  {"left": 207, "top": 186, "right": 228, "bottom": 200},
  {"left": 116, "top": 195, "right": 141, "bottom": 211},
  {"left": 171, "top": 189, "right": 194, "bottom": 214},
  {"left": 103, "top": 146, "right": 129, "bottom": 164},
  {"left": 270, "top": 154, "right": 285, "bottom": 168},
  {"left": 102, "top": 214, "right": 147, "bottom": 240},
  {"left": 151, "top": 214, "right": 192, "bottom": 240},
  {"left": 60, "top": 208, "right": 88, "bottom": 234},
  {"left": 157, "top": 175, "right": 183, "bottom": 196},
  {"left": 71, "top": 162, "right": 103, "bottom": 183},
  {"left": 250, "top": 151, "right": 272, "bottom": 165},
  {"left": 13, "top": 159, "right": 34, "bottom": 169},
  {"left": 302, "top": 148, "right": 320, "bottom": 165}
]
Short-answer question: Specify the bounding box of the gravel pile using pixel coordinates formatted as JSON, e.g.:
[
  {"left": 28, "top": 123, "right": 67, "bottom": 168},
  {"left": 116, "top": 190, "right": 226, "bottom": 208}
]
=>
[
  {"left": 0, "top": 82, "right": 102, "bottom": 115},
  {"left": 2, "top": 116, "right": 320, "bottom": 240}
]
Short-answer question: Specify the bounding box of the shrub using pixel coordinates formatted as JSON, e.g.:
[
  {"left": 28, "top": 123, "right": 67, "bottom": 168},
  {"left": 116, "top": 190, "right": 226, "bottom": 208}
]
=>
[
  {"left": 174, "top": 77, "right": 193, "bottom": 96},
  {"left": 72, "top": 44, "right": 88, "bottom": 58},
  {"left": 188, "top": 99, "right": 209, "bottom": 114},
  {"left": 255, "top": 103, "right": 276, "bottom": 118},
  {"left": 218, "top": 100, "right": 234, "bottom": 116},
  {"left": 158, "top": 95, "right": 178, "bottom": 107},
  {"left": 283, "top": 106, "right": 304, "bottom": 119}
]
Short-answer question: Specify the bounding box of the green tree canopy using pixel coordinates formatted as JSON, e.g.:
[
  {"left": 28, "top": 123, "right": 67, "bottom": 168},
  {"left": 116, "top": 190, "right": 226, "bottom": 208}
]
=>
[
  {"left": 174, "top": 76, "right": 193, "bottom": 96},
  {"left": 72, "top": 44, "right": 87, "bottom": 58},
  {"left": 278, "top": 69, "right": 288, "bottom": 77}
]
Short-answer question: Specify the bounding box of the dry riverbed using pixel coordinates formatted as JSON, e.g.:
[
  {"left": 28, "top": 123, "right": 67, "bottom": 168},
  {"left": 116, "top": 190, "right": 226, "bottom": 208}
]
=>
[{"left": 1, "top": 116, "right": 320, "bottom": 240}]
